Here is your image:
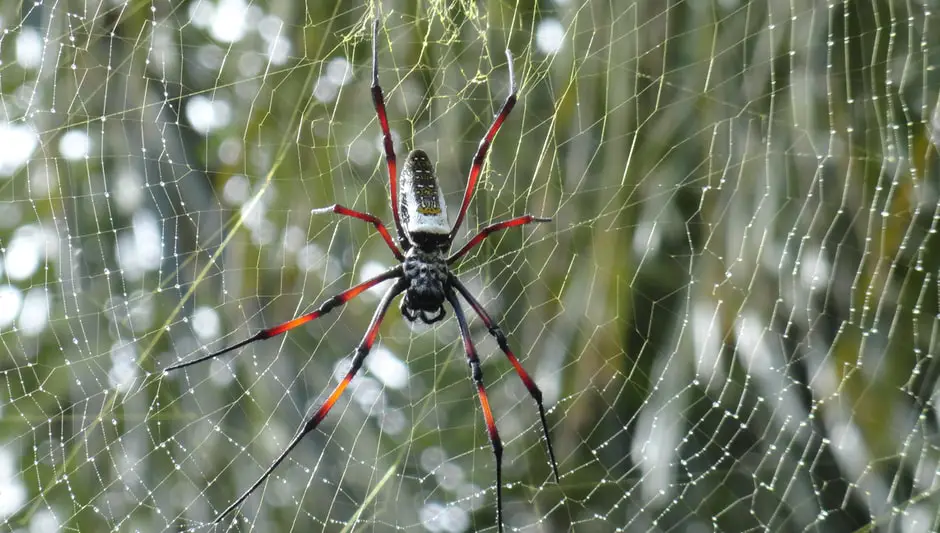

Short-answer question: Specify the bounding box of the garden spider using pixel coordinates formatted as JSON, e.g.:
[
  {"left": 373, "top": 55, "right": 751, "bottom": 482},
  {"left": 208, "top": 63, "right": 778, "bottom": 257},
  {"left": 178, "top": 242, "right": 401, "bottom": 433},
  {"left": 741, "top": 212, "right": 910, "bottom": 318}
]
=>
[{"left": 166, "top": 18, "right": 559, "bottom": 532}]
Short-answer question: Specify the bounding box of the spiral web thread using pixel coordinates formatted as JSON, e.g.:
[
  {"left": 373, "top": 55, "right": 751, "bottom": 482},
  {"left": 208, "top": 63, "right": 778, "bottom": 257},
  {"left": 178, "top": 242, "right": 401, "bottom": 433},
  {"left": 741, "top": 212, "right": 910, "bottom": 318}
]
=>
[{"left": 2, "top": 1, "right": 940, "bottom": 532}]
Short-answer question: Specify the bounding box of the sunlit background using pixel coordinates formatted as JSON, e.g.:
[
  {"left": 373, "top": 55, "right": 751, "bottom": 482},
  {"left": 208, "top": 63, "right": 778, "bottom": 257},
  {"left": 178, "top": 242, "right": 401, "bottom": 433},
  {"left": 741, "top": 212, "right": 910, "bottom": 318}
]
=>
[{"left": 2, "top": 0, "right": 940, "bottom": 532}]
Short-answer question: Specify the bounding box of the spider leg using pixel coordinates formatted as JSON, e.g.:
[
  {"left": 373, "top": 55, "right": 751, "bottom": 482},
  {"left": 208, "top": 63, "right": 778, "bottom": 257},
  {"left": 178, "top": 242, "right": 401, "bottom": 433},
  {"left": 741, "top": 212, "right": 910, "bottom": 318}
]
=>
[
  {"left": 213, "top": 278, "right": 407, "bottom": 524},
  {"left": 371, "top": 18, "right": 409, "bottom": 250},
  {"left": 165, "top": 266, "right": 403, "bottom": 372},
  {"left": 448, "top": 214, "right": 551, "bottom": 264},
  {"left": 451, "top": 277, "right": 560, "bottom": 483},
  {"left": 312, "top": 204, "right": 404, "bottom": 261},
  {"left": 446, "top": 290, "right": 505, "bottom": 532},
  {"left": 449, "top": 49, "right": 517, "bottom": 242}
]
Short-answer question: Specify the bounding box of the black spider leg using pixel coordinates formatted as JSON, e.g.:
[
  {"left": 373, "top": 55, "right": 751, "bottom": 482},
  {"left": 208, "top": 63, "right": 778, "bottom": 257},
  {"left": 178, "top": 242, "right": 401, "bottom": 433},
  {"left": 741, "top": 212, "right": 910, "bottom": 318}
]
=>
[
  {"left": 448, "top": 215, "right": 551, "bottom": 263},
  {"left": 371, "top": 18, "right": 409, "bottom": 250},
  {"left": 213, "top": 278, "right": 407, "bottom": 524},
  {"left": 165, "top": 266, "right": 403, "bottom": 372},
  {"left": 311, "top": 204, "right": 403, "bottom": 261},
  {"left": 446, "top": 290, "right": 505, "bottom": 533},
  {"left": 449, "top": 49, "right": 517, "bottom": 241},
  {"left": 451, "top": 276, "right": 560, "bottom": 482}
]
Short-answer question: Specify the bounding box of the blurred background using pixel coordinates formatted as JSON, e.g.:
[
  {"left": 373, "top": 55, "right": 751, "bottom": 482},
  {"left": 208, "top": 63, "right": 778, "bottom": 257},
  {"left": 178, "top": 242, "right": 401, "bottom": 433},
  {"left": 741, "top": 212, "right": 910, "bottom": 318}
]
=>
[{"left": 2, "top": 0, "right": 940, "bottom": 531}]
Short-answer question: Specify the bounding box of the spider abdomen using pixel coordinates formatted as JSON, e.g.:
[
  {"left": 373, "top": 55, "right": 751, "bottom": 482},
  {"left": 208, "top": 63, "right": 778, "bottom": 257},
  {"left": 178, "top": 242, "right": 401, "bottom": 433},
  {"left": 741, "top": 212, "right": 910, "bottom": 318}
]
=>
[
  {"left": 399, "top": 150, "right": 449, "bottom": 242},
  {"left": 401, "top": 247, "right": 448, "bottom": 324}
]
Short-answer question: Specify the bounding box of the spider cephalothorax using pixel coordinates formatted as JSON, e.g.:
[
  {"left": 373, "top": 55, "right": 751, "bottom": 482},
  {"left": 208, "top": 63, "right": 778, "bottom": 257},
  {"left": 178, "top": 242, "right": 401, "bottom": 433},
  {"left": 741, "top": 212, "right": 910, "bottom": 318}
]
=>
[
  {"left": 401, "top": 246, "right": 448, "bottom": 324},
  {"left": 166, "top": 17, "right": 558, "bottom": 533}
]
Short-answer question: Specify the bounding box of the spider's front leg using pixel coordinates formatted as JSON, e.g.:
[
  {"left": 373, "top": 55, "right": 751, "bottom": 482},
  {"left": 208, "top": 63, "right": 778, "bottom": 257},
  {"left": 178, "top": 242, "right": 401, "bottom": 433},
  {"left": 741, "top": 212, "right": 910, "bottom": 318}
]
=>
[
  {"left": 449, "top": 49, "right": 517, "bottom": 241},
  {"left": 371, "top": 19, "right": 409, "bottom": 250}
]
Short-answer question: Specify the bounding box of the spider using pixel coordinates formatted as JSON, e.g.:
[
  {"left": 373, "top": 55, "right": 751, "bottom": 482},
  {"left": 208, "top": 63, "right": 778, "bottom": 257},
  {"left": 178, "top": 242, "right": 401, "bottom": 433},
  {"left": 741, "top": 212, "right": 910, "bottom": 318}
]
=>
[{"left": 166, "top": 18, "right": 559, "bottom": 532}]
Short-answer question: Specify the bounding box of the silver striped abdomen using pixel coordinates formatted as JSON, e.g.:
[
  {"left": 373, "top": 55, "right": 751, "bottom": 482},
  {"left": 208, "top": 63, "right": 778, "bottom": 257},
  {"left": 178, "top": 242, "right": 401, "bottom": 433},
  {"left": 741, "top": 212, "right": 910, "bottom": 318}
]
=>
[{"left": 399, "top": 149, "right": 449, "bottom": 239}]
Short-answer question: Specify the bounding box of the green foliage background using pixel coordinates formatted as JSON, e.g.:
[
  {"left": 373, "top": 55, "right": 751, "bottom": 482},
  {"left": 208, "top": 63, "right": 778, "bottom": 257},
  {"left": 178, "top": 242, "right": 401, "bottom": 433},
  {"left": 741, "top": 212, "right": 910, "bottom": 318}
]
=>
[{"left": 2, "top": 0, "right": 940, "bottom": 531}]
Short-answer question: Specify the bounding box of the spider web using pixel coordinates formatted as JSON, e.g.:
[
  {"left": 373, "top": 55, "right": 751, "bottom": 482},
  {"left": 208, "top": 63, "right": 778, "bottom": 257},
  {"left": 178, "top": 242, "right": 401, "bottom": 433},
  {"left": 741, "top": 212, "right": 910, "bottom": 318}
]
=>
[{"left": 2, "top": 0, "right": 939, "bottom": 531}]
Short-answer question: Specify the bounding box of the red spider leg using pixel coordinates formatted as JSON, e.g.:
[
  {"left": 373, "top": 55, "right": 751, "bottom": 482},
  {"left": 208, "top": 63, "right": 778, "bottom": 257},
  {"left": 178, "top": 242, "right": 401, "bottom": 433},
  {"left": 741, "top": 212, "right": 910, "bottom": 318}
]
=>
[
  {"left": 311, "top": 204, "right": 404, "bottom": 261},
  {"left": 446, "top": 291, "right": 505, "bottom": 533},
  {"left": 213, "top": 279, "right": 407, "bottom": 524},
  {"left": 371, "top": 19, "right": 408, "bottom": 249},
  {"left": 165, "top": 266, "right": 403, "bottom": 372},
  {"left": 448, "top": 214, "right": 551, "bottom": 264},
  {"left": 451, "top": 277, "right": 560, "bottom": 483},
  {"left": 449, "top": 50, "right": 517, "bottom": 242}
]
